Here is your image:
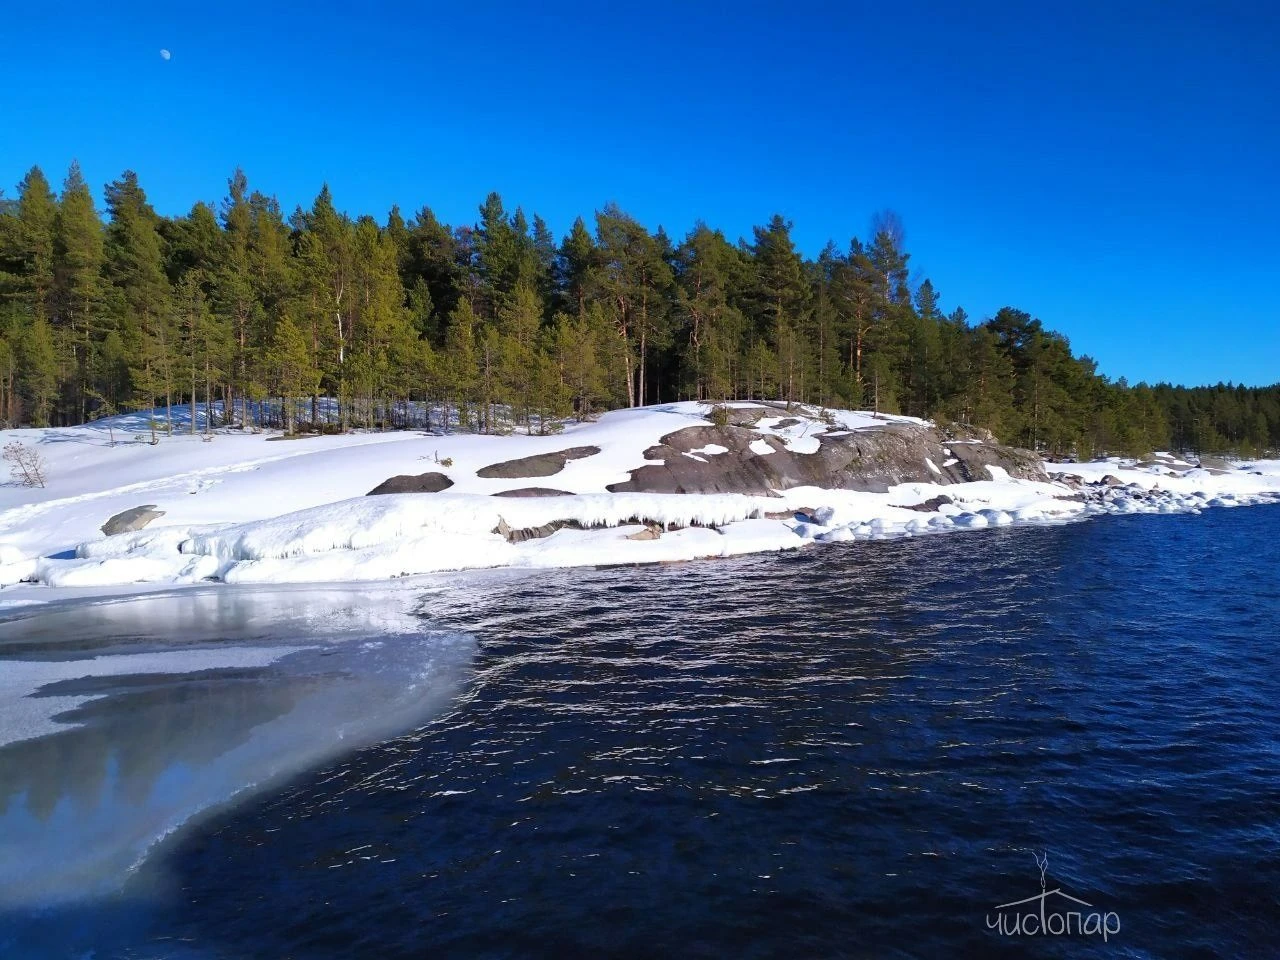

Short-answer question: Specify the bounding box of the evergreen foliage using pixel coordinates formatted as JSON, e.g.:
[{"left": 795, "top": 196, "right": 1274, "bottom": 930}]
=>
[{"left": 0, "top": 163, "right": 1273, "bottom": 455}]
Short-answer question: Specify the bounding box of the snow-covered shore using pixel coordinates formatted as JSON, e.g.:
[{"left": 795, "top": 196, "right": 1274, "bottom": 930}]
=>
[{"left": 2, "top": 402, "right": 1278, "bottom": 603}]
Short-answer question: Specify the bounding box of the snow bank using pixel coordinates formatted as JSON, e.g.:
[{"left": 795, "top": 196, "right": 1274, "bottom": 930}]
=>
[
  {"left": 3, "top": 400, "right": 1280, "bottom": 596},
  {"left": 184, "top": 492, "right": 790, "bottom": 582},
  {"left": 182, "top": 492, "right": 776, "bottom": 562},
  {"left": 1052, "top": 456, "right": 1280, "bottom": 509}
]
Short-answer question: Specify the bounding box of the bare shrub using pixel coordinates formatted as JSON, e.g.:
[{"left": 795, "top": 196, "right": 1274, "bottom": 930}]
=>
[{"left": 3, "top": 442, "right": 47, "bottom": 488}]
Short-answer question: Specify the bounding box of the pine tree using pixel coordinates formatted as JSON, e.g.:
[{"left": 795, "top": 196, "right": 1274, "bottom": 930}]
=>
[
  {"left": 595, "top": 204, "right": 672, "bottom": 406},
  {"left": 966, "top": 325, "right": 1016, "bottom": 434},
  {"left": 0, "top": 333, "right": 16, "bottom": 425},
  {"left": 218, "top": 170, "right": 257, "bottom": 425},
  {"left": 11, "top": 167, "right": 57, "bottom": 321},
  {"left": 674, "top": 224, "right": 744, "bottom": 402},
  {"left": 103, "top": 171, "right": 175, "bottom": 432},
  {"left": 747, "top": 215, "right": 808, "bottom": 401},
  {"left": 52, "top": 161, "right": 104, "bottom": 422},
  {"left": 557, "top": 217, "right": 599, "bottom": 318},
  {"left": 350, "top": 215, "right": 411, "bottom": 427},
  {"left": 474, "top": 193, "right": 538, "bottom": 318},
  {"left": 403, "top": 206, "right": 462, "bottom": 336},
  {"left": 20, "top": 314, "right": 58, "bottom": 425},
  {"left": 443, "top": 298, "right": 480, "bottom": 430},
  {"left": 829, "top": 238, "right": 876, "bottom": 404},
  {"left": 268, "top": 314, "right": 320, "bottom": 434},
  {"left": 496, "top": 283, "right": 543, "bottom": 424}
]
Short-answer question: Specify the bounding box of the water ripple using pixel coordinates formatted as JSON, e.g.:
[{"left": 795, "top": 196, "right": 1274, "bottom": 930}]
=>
[{"left": 13, "top": 506, "right": 1280, "bottom": 958}]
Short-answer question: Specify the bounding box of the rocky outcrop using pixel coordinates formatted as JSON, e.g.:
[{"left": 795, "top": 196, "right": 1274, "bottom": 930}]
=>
[
  {"left": 367, "top": 472, "right": 454, "bottom": 495},
  {"left": 626, "top": 523, "right": 663, "bottom": 541},
  {"left": 902, "top": 494, "right": 954, "bottom": 512},
  {"left": 101, "top": 505, "right": 165, "bottom": 536},
  {"left": 494, "top": 517, "right": 585, "bottom": 543},
  {"left": 476, "top": 446, "right": 600, "bottom": 479},
  {"left": 1197, "top": 456, "right": 1235, "bottom": 471},
  {"left": 1049, "top": 473, "right": 1085, "bottom": 491},
  {"left": 941, "top": 440, "right": 1044, "bottom": 483},
  {"left": 492, "top": 487, "right": 574, "bottom": 498},
  {"left": 606, "top": 420, "right": 1045, "bottom": 496}
]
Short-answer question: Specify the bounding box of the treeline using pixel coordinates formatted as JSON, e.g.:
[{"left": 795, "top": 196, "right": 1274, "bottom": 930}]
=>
[{"left": 0, "top": 162, "right": 1274, "bottom": 454}]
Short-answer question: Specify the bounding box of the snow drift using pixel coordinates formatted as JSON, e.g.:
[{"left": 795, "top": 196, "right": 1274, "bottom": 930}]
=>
[{"left": 1, "top": 401, "right": 1278, "bottom": 596}]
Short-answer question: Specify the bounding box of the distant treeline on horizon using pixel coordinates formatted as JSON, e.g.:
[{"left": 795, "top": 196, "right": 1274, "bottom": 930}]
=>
[{"left": 0, "top": 162, "right": 1275, "bottom": 455}]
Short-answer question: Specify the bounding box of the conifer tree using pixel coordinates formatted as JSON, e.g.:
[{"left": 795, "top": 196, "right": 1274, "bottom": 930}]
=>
[
  {"left": 444, "top": 298, "right": 480, "bottom": 430},
  {"left": 557, "top": 217, "right": 599, "bottom": 318},
  {"left": 103, "top": 171, "right": 175, "bottom": 432},
  {"left": 11, "top": 167, "right": 57, "bottom": 322},
  {"left": 20, "top": 314, "right": 58, "bottom": 425},
  {"left": 52, "top": 161, "right": 104, "bottom": 422},
  {"left": 674, "top": 224, "right": 743, "bottom": 402},
  {"left": 748, "top": 215, "right": 808, "bottom": 401},
  {"left": 0, "top": 160, "right": 1271, "bottom": 457},
  {"left": 268, "top": 314, "right": 319, "bottom": 434}
]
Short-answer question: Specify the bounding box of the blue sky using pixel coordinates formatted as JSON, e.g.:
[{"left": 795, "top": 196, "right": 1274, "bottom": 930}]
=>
[{"left": 3, "top": 1, "right": 1277, "bottom": 386}]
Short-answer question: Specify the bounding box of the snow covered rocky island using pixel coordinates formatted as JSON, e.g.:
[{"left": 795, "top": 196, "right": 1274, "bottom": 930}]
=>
[{"left": 2, "top": 400, "right": 1279, "bottom": 604}]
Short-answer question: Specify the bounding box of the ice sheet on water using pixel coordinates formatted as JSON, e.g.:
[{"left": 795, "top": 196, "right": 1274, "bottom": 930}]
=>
[{"left": 0, "top": 584, "right": 477, "bottom": 907}]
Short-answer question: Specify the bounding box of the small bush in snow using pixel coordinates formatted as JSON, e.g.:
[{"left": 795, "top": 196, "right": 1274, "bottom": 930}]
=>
[
  {"left": 708, "top": 405, "right": 731, "bottom": 428},
  {"left": 3, "top": 441, "right": 47, "bottom": 488}
]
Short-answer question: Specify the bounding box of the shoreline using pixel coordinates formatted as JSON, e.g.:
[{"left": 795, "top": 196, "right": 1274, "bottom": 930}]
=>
[{"left": 3, "top": 401, "right": 1279, "bottom": 606}]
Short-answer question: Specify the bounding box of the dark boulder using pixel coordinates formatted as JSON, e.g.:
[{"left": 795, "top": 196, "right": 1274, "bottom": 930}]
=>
[
  {"left": 902, "top": 494, "right": 954, "bottom": 512},
  {"left": 1197, "top": 456, "right": 1234, "bottom": 471},
  {"left": 493, "top": 517, "right": 585, "bottom": 543},
  {"left": 626, "top": 523, "right": 663, "bottom": 541},
  {"left": 366, "top": 472, "right": 454, "bottom": 495},
  {"left": 476, "top": 445, "right": 601, "bottom": 479},
  {"left": 492, "top": 487, "right": 574, "bottom": 498},
  {"left": 101, "top": 505, "right": 165, "bottom": 536}
]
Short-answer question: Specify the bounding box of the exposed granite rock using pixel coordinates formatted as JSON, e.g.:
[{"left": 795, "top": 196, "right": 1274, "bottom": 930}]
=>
[
  {"left": 367, "top": 472, "right": 454, "bottom": 495},
  {"left": 476, "top": 445, "right": 601, "bottom": 479},
  {"left": 493, "top": 517, "right": 585, "bottom": 543},
  {"left": 715, "top": 405, "right": 778, "bottom": 427},
  {"left": 101, "top": 505, "right": 165, "bottom": 536},
  {"left": 941, "top": 440, "right": 1044, "bottom": 483},
  {"left": 1050, "top": 473, "right": 1085, "bottom": 490},
  {"left": 492, "top": 487, "right": 574, "bottom": 498},
  {"left": 1197, "top": 456, "right": 1234, "bottom": 471},
  {"left": 765, "top": 507, "right": 815, "bottom": 520},
  {"left": 606, "top": 421, "right": 1045, "bottom": 496},
  {"left": 626, "top": 523, "right": 663, "bottom": 541},
  {"left": 902, "top": 494, "right": 954, "bottom": 513}
]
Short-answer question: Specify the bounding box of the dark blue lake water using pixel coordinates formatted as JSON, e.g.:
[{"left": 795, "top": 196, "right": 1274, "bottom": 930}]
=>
[{"left": 3, "top": 507, "right": 1280, "bottom": 958}]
